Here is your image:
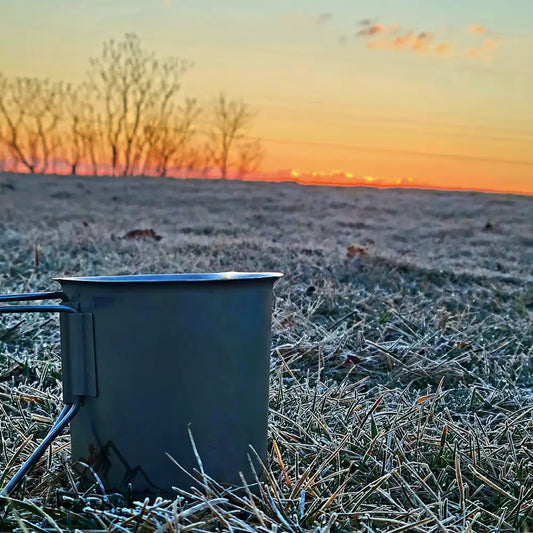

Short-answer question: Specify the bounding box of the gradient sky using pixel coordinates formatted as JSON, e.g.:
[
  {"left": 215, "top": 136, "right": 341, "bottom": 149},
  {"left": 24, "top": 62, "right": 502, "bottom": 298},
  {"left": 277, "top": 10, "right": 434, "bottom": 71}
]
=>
[{"left": 1, "top": 0, "right": 532, "bottom": 193}]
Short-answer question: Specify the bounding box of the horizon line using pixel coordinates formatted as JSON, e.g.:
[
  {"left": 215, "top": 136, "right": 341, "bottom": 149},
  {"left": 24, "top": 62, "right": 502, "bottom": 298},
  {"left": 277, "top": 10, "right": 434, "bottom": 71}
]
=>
[{"left": 1, "top": 169, "right": 531, "bottom": 197}]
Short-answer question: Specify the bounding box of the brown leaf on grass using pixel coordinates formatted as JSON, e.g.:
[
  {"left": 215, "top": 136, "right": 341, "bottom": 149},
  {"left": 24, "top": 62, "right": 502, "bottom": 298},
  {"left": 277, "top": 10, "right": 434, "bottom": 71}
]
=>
[
  {"left": 123, "top": 228, "right": 162, "bottom": 241},
  {"left": 455, "top": 341, "right": 470, "bottom": 349},
  {"left": 344, "top": 354, "right": 361, "bottom": 366},
  {"left": 347, "top": 245, "right": 368, "bottom": 259}
]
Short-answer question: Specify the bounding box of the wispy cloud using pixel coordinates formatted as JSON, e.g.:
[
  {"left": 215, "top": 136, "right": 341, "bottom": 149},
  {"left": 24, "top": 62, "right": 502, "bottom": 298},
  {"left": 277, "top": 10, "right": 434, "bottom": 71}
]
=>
[
  {"left": 356, "top": 19, "right": 499, "bottom": 60},
  {"left": 357, "top": 23, "right": 386, "bottom": 36},
  {"left": 435, "top": 42, "right": 454, "bottom": 56},
  {"left": 464, "top": 26, "right": 501, "bottom": 60},
  {"left": 366, "top": 31, "right": 453, "bottom": 56},
  {"left": 464, "top": 38, "right": 501, "bottom": 60},
  {"left": 357, "top": 20, "right": 398, "bottom": 37},
  {"left": 356, "top": 19, "right": 450, "bottom": 56},
  {"left": 467, "top": 25, "right": 487, "bottom": 34}
]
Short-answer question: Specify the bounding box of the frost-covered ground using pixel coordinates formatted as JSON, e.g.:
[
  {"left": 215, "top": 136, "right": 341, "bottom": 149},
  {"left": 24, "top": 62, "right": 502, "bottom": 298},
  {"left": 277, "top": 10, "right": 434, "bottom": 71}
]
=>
[{"left": 0, "top": 173, "right": 532, "bottom": 532}]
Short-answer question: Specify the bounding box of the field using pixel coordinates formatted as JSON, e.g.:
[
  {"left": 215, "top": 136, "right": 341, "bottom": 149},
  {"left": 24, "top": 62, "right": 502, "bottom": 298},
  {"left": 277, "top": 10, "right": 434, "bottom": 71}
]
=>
[{"left": 0, "top": 172, "right": 532, "bottom": 532}]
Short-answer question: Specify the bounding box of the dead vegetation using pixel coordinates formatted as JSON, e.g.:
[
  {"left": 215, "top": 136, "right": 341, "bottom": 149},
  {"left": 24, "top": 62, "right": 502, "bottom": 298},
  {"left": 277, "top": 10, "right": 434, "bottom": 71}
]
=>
[{"left": 0, "top": 173, "right": 532, "bottom": 532}]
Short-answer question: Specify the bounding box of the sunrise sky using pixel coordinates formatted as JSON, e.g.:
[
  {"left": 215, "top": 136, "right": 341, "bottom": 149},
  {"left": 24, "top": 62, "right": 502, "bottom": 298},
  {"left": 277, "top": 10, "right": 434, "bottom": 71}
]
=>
[{"left": 0, "top": 0, "right": 532, "bottom": 194}]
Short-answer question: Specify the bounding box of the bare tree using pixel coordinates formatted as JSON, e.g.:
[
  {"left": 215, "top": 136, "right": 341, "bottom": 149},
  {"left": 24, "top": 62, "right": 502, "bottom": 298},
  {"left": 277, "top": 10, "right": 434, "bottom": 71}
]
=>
[
  {"left": 182, "top": 140, "right": 212, "bottom": 178},
  {"left": 0, "top": 74, "right": 64, "bottom": 173},
  {"left": 170, "top": 98, "right": 202, "bottom": 176},
  {"left": 208, "top": 93, "right": 254, "bottom": 179},
  {"left": 63, "top": 83, "right": 102, "bottom": 174},
  {"left": 0, "top": 35, "right": 263, "bottom": 180},
  {"left": 141, "top": 98, "right": 200, "bottom": 177},
  {"left": 236, "top": 137, "right": 263, "bottom": 178},
  {"left": 63, "top": 85, "right": 83, "bottom": 174},
  {"left": 88, "top": 33, "right": 191, "bottom": 176}
]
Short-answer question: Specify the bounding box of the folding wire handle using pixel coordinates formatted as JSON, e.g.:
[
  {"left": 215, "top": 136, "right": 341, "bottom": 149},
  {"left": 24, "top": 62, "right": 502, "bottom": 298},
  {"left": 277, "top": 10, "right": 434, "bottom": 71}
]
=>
[{"left": 0, "top": 291, "right": 82, "bottom": 496}]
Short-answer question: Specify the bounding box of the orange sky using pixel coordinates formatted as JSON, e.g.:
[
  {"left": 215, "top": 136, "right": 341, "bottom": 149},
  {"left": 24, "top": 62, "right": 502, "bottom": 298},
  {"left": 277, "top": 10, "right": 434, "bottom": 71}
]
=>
[{"left": 0, "top": 1, "right": 531, "bottom": 194}]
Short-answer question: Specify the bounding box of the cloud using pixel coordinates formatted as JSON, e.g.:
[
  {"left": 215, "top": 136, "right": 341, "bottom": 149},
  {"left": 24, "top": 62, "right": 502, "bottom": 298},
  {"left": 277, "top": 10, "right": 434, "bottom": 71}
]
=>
[
  {"left": 357, "top": 21, "right": 398, "bottom": 37},
  {"left": 366, "top": 31, "right": 456, "bottom": 57},
  {"left": 464, "top": 38, "right": 501, "bottom": 60},
  {"left": 367, "top": 31, "right": 435, "bottom": 54},
  {"left": 356, "top": 20, "right": 459, "bottom": 58},
  {"left": 435, "top": 42, "right": 453, "bottom": 55},
  {"left": 357, "top": 20, "right": 444, "bottom": 55},
  {"left": 355, "top": 19, "right": 500, "bottom": 60},
  {"left": 467, "top": 25, "right": 487, "bottom": 34},
  {"left": 357, "top": 23, "right": 386, "bottom": 36}
]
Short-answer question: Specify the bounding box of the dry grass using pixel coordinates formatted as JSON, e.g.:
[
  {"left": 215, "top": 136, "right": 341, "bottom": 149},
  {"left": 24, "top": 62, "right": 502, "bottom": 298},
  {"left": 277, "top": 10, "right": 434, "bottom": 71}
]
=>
[{"left": 0, "top": 173, "right": 532, "bottom": 532}]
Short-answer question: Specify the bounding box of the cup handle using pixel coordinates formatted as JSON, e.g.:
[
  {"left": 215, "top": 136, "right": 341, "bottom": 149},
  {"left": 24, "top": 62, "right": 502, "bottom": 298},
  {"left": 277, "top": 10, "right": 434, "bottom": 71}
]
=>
[
  {"left": 0, "top": 290, "right": 65, "bottom": 302},
  {"left": 0, "top": 291, "right": 76, "bottom": 314},
  {"left": 0, "top": 290, "right": 83, "bottom": 496},
  {"left": 0, "top": 291, "right": 96, "bottom": 400}
]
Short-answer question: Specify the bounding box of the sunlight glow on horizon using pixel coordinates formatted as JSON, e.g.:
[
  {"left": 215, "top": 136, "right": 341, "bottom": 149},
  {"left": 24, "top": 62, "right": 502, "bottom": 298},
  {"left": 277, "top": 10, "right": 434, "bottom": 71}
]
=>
[{"left": 2, "top": 161, "right": 531, "bottom": 195}]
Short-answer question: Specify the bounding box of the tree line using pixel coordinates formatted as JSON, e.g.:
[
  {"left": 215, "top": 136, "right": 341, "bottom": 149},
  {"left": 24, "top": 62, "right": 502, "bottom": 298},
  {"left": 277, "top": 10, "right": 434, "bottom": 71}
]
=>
[{"left": 0, "top": 33, "right": 263, "bottom": 179}]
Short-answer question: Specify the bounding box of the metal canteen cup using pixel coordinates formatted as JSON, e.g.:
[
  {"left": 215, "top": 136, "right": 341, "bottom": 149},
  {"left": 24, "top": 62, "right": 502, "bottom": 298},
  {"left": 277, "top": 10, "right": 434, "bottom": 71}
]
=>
[{"left": 0, "top": 272, "right": 283, "bottom": 498}]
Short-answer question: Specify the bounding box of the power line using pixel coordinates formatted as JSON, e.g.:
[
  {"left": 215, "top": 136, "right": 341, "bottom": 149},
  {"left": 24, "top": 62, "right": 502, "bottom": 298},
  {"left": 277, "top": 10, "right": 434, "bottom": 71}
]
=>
[{"left": 261, "top": 136, "right": 533, "bottom": 166}]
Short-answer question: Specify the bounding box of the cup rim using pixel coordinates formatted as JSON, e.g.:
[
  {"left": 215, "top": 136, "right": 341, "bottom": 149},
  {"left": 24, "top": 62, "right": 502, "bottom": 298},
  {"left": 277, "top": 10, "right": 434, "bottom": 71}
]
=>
[{"left": 54, "top": 272, "right": 284, "bottom": 283}]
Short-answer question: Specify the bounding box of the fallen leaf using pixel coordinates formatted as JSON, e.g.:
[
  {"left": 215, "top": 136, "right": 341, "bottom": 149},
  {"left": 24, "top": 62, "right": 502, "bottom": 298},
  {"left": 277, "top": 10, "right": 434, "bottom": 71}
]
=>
[
  {"left": 347, "top": 245, "right": 368, "bottom": 259},
  {"left": 123, "top": 228, "right": 162, "bottom": 241},
  {"left": 344, "top": 354, "right": 360, "bottom": 365}
]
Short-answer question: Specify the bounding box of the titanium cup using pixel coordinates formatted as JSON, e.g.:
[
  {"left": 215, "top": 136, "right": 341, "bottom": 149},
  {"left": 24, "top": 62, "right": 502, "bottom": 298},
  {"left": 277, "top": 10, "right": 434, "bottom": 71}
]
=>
[{"left": 0, "top": 272, "right": 283, "bottom": 498}]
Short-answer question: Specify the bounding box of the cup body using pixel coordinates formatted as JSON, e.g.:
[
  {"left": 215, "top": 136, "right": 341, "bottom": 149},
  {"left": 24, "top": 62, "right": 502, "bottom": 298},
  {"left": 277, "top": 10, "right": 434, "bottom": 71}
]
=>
[{"left": 56, "top": 273, "right": 281, "bottom": 498}]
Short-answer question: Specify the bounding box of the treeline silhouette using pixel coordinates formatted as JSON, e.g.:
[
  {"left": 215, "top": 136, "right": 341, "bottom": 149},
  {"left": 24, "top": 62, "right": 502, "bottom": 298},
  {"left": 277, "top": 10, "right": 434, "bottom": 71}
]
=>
[{"left": 0, "top": 33, "right": 263, "bottom": 179}]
